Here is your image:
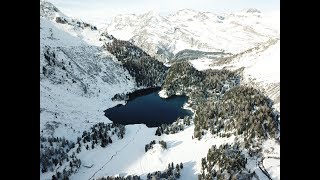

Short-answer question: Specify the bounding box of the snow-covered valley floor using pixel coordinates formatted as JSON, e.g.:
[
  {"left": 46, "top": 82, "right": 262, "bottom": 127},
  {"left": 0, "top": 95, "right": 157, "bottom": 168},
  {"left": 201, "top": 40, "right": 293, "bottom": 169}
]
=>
[{"left": 40, "top": 1, "right": 279, "bottom": 179}]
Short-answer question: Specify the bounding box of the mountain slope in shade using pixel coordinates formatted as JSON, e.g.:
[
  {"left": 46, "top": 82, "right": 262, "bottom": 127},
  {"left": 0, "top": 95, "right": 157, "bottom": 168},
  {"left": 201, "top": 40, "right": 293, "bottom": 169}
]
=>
[{"left": 106, "top": 9, "right": 279, "bottom": 62}]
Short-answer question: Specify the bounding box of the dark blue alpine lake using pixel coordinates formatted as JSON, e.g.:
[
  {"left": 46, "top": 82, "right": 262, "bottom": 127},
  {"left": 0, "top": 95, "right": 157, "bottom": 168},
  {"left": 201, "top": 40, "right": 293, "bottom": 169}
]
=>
[{"left": 104, "top": 88, "right": 193, "bottom": 127}]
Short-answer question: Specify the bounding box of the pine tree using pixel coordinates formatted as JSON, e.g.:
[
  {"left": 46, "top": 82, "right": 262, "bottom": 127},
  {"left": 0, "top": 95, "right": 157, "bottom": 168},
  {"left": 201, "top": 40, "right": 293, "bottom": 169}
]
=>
[
  {"left": 41, "top": 167, "right": 47, "bottom": 173},
  {"left": 175, "top": 171, "right": 181, "bottom": 178},
  {"left": 176, "top": 164, "right": 180, "bottom": 171},
  {"left": 76, "top": 146, "right": 81, "bottom": 153},
  {"left": 180, "top": 162, "right": 183, "bottom": 169},
  {"left": 56, "top": 172, "right": 61, "bottom": 179},
  {"left": 52, "top": 175, "right": 58, "bottom": 180},
  {"left": 101, "top": 138, "right": 107, "bottom": 148},
  {"left": 155, "top": 127, "right": 161, "bottom": 136}
]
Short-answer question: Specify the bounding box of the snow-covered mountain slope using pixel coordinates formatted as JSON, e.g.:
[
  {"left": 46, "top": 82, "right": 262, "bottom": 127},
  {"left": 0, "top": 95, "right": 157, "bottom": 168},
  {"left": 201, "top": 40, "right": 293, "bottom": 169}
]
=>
[
  {"left": 106, "top": 8, "right": 279, "bottom": 62},
  {"left": 40, "top": 1, "right": 279, "bottom": 179},
  {"left": 190, "top": 38, "right": 280, "bottom": 112},
  {"left": 71, "top": 124, "right": 236, "bottom": 180},
  {"left": 70, "top": 122, "right": 278, "bottom": 180},
  {"left": 40, "top": 0, "right": 135, "bottom": 142}
]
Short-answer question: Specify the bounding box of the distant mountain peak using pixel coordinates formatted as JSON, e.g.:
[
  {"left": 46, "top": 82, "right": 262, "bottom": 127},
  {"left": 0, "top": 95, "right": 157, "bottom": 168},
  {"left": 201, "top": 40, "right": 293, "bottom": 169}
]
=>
[
  {"left": 177, "top": 9, "right": 197, "bottom": 13},
  {"left": 143, "top": 10, "right": 159, "bottom": 16},
  {"left": 106, "top": 8, "right": 279, "bottom": 62},
  {"left": 40, "top": 0, "right": 66, "bottom": 20},
  {"left": 246, "top": 8, "right": 261, "bottom": 13}
]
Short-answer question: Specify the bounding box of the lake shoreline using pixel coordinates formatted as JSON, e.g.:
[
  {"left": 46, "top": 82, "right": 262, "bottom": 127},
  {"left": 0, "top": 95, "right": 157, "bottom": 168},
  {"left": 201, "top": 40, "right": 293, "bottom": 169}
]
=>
[{"left": 104, "top": 88, "right": 193, "bottom": 127}]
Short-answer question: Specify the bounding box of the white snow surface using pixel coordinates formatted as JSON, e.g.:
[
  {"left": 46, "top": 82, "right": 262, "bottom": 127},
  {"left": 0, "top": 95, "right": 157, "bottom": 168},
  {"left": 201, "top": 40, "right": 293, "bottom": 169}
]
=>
[
  {"left": 158, "top": 89, "right": 169, "bottom": 98},
  {"left": 40, "top": 0, "right": 136, "bottom": 142},
  {"left": 72, "top": 125, "right": 236, "bottom": 180},
  {"left": 40, "top": 1, "right": 279, "bottom": 179},
  {"left": 106, "top": 9, "right": 280, "bottom": 62},
  {"left": 262, "top": 139, "right": 280, "bottom": 180}
]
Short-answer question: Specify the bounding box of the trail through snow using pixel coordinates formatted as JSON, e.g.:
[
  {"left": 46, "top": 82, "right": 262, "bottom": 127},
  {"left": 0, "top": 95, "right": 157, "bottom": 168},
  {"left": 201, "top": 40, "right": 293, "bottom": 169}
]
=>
[{"left": 88, "top": 125, "right": 143, "bottom": 180}]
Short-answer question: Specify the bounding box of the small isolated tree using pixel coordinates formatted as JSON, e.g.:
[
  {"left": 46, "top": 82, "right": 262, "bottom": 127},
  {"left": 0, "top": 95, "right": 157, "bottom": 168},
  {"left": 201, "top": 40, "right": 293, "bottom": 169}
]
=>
[
  {"left": 42, "top": 66, "right": 47, "bottom": 75},
  {"left": 176, "top": 164, "right": 180, "bottom": 171},
  {"left": 56, "top": 172, "right": 61, "bottom": 179},
  {"left": 159, "top": 140, "right": 167, "bottom": 149},
  {"left": 155, "top": 127, "right": 161, "bottom": 136},
  {"left": 180, "top": 162, "right": 183, "bottom": 169},
  {"left": 101, "top": 138, "right": 107, "bottom": 148},
  {"left": 41, "top": 166, "right": 47, "bottom": 173},
  {"left": 76, "top": 146, "right": 81, "bottom": 153},
  {"left": 52, "top": 175, "right": 58, "bottom": 180}
]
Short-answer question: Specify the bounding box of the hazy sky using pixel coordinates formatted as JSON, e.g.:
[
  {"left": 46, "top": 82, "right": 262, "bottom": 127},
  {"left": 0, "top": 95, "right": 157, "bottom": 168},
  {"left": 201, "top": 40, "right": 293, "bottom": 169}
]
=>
[{"left": 48, "top": 0, "right": 280, "bottom": 26}]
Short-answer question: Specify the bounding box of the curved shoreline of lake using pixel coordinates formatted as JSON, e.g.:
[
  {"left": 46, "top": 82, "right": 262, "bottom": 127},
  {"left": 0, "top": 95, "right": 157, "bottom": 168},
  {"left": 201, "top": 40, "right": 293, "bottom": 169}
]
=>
[{"left": 104, "top": 88, "right": 193, "bottom": 127}]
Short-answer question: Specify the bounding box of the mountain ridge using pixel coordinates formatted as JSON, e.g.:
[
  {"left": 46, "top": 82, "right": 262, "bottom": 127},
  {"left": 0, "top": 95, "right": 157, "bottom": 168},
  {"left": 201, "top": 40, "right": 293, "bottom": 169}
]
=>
[
  {"left": 40, "top": 1, "right": 280, "bottom": 179},
  {"left": 106, "top": 8, "right": 279, "bottom": 62}
]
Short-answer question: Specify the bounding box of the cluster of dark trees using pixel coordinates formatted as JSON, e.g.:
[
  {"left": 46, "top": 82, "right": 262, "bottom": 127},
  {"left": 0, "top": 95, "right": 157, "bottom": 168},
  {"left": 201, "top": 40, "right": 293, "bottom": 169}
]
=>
[
  {"left": 42, "top": 47, "right": 57, "bottom": 78},
  {"left": 147, "top": 162, "right": 184, "bottom": 180},
  {"left": 145, "top": 140, "right": 167, "bottom": 152},
  {"left": 42, "top": 123, "right": 125, "bottom": 179},
  {"left": 199, "top": 144, "right": 253, "bottom": 180},
  {"left": 162, "top": 61, "right": 240, "bottom": 110},
  {"left": 40, "top": 136, "right": 76, "bottom": 173},
  {"left": 155, "top": 116, "right": 191, "bottom": 136},
  {"left": 159, "top": 140, "right": 167, "bottom": 149},
  {"left": 145, "top": 140, "right": 156, "bottom": 152},
  {"left": 96, "top": 162, "right": 183, "bottom": 180},
  {"left": 111, "top": 93, "right": 129, "bottom": 101},
  {"left": 80, "top": 122, "right": 125, "bottom": 150},
  {"left": 42, "top": 47, "right": 79, "bottom": 87},
  {"left": 40, "top": 135, "right": 81, "bottom": 180},
  {"left": 55, "top": 16, "right": 97, "bottom": 30},
  {"left": 194, "top": 85, "right": 279, "bottom": 142},
  {"left": 104, "top": 37, "right": 168, "bottom": 87},
  {"left": 51, "top": 153, "right": 81, "bottom": 180},
  {"left": 171, "top": 49, "right": 231, "bottom": 62},
  {"left": 161, "top": 61, "right": 279, "bottom": 142},
  {"left": 97, "top": 175, "right": 141, "bottom": 180},
  {"left": 55, "top": 17, "right": 67, "bottom": 24}
]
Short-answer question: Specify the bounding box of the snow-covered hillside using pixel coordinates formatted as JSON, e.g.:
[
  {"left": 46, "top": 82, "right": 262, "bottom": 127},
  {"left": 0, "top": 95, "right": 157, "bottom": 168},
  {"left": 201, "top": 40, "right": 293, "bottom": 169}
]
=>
[
  {"left": 106, "top": 8, "right": 279, "bottom": 62},
  {"left": 40, "top": 1, "right": 279, "bottom": 179},
  {"left": 40, "top": 0, "right": 135, "bottom": 142},
  {"left": 190, "top": 38, "right": 280, "bottom": 112}
]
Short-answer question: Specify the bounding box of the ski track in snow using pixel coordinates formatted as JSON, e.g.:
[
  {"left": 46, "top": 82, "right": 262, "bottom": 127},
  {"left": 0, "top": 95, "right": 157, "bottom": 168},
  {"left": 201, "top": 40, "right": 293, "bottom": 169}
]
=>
[
  {"left": 88, "top": 125, "right": 142, "bottom": 180},
  {"left": 258, "top": 157, "right": 273, "bottom": 180}
]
